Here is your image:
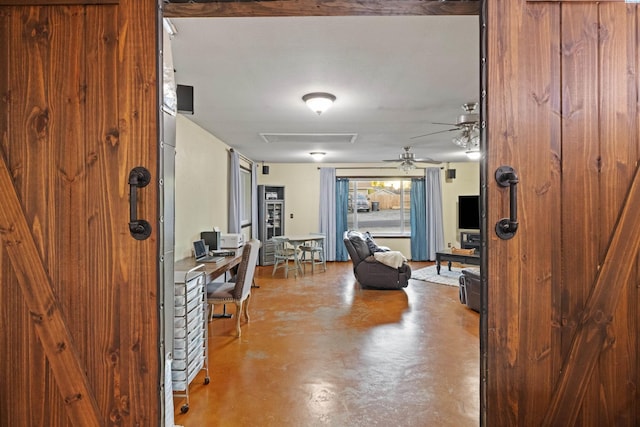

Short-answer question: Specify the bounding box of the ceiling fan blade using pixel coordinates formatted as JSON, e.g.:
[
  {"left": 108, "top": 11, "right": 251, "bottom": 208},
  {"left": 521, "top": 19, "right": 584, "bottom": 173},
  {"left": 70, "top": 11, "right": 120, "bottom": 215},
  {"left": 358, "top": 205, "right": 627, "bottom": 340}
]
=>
[
  {"left": 414, "top": 158, "right": 442, "bottom": 164},
  {"left": 430, "top": 122, "right": 459, "bottom": 126},
  {"left": 410, "top": 128, "right": 460, "bottom": 139}
]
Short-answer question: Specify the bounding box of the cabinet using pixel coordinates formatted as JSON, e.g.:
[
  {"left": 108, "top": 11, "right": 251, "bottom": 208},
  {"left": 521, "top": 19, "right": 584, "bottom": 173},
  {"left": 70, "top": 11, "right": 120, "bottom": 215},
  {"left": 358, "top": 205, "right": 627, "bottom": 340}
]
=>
[
  {"left": 258, "top": 185, "right": 285, "bottom": 265},
  {"left": 460, "top": 231, "right": 481, "bottom": 251},
  {"left": 172, "top": 266, "right": 209, "bottom": 413}
]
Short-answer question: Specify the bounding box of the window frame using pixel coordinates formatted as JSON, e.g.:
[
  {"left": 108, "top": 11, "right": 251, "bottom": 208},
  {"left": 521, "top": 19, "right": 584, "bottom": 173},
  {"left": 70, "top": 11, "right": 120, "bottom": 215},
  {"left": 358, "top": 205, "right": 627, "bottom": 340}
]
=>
[
  {"left": 240, "top": 166, "right": 252, "bottom": 227},
  {"left": 346, "top": 177, "right": 413, "bottom": 237}
]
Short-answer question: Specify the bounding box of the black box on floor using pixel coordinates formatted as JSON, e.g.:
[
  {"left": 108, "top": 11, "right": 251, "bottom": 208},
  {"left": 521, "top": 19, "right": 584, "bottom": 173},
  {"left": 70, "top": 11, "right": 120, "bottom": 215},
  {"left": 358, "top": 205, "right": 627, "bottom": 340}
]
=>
[{"left": 459, "top": 268, "right": 480, "bottom": 312}]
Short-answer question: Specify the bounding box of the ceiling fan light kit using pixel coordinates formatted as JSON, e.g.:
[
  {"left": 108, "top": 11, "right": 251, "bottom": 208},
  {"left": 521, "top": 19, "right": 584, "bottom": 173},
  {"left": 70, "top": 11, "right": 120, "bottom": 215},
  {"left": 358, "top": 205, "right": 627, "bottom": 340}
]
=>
[
  {"left": 410, "top": 102, "right": 482, "bottom": 161},
  {"left": 399, "top": 161, "right": 416, "bottom": 173},
  {"left": 302, "top": 92, "right": 336, "bottom": 115},
  {"left": 382, "top": 146, "right": 441, "bottom": 172}
]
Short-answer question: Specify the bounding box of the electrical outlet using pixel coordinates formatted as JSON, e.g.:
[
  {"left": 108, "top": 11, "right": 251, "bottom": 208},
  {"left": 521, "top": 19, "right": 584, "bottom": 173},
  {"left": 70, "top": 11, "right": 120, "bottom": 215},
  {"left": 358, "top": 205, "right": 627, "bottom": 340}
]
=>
[
  {"left": 290, "top": 213, "right": 293, "bottom": 219},
  {"left": 448, "top": 242, "right": 452, "bottom": 248}
]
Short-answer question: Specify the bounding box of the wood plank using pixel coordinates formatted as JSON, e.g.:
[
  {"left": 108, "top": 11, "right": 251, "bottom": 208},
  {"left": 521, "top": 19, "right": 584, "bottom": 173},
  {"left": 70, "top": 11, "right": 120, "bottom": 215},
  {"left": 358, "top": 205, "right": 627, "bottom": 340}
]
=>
[
  {"left": 486, "top": 0, "right": 560, "bottom": 424},
  {"left": 636, "top": 9, "right": 640, "bottom": 425},
  {"left": 529, "top": 0, "right": 631, "bottom": 2},
  {"left": 542, "top": 166, "right": 640, "bottom": 425},
  {"left": 594, "top": 4, "right": 639, "bottom": 425},
  {"left": 0, "top": 154, "right": 103, "bottom": 426},
  {"left": 116, "top": 0, "right": 160, "bottom": 423},
  {"left": 164, "top": 0, "right": 480, "bottom": 17},
  {"left": 84, "top": 4, "right": 120, "bottom": 416},
  {"left": 559, "top": 4, "right": 602, "bottom": 425},
  {"left": 0, "top": 1, "right": 117, "bottom": 4},
  {"left": 8, "top": 7, "right": 58, "bottom": 424}
]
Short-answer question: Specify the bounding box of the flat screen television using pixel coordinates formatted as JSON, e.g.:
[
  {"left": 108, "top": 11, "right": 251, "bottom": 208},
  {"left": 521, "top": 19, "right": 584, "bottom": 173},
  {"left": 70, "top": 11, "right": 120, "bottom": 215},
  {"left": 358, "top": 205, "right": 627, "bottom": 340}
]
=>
[{"left": 458, "top": 195, "right": 480, "bottom": 230}]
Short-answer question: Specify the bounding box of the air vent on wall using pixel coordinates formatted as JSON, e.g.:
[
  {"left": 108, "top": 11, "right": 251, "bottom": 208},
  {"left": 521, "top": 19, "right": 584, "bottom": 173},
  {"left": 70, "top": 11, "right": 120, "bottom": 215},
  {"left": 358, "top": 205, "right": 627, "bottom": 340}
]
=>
[{"left": 259, "top": 133, "right": 358, "bottom": 144}]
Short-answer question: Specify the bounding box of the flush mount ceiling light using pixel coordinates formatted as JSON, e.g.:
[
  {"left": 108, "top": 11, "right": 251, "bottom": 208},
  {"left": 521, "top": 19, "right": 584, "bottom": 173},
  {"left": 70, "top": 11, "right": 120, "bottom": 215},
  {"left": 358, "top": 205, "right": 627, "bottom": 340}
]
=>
[
  {"left": 302, "top": 92, "right": 336, "bottom": 115},
  {"left": 310, "top": 152, "right": 326, "bottom": 161}
]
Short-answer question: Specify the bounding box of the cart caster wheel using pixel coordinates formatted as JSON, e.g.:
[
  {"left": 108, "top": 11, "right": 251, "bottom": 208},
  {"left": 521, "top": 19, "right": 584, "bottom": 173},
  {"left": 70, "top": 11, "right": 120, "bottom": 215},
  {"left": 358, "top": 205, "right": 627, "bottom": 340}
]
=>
[
  {"left": 204, "top": 377, "right": 210, "bottom": 385},
  {"left": 180, "top": 404, "right": 189, "bottom": 414}
]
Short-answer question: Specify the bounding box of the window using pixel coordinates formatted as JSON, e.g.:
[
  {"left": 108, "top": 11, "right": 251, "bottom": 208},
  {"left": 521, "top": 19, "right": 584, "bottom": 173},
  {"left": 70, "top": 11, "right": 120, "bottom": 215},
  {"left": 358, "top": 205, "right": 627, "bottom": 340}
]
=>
[
  {"left": 346, "top": 179, "right": 411, "bottom": 236},
  {"left": 240, "top": 167, "right": 252, "bottom": 226}
]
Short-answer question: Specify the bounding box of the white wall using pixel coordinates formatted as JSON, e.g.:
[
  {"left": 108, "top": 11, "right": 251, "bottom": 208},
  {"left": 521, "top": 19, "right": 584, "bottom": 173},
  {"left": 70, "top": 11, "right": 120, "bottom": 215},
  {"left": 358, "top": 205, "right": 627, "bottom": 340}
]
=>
[{"left": 174, "top": 115, "right": 230, "bottom": 259}]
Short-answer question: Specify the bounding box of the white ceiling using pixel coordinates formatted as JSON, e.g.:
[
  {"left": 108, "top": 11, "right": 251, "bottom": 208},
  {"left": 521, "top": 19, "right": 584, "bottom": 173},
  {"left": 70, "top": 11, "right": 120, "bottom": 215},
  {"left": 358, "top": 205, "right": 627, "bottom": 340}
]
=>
[{"left": 169, "top": 15, "right": 479, "bottom": 164}]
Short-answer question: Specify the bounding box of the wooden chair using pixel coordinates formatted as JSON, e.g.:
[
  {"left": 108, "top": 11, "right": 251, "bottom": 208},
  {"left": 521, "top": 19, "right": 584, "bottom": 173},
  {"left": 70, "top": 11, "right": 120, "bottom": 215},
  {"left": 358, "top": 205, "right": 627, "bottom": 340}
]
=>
[{"left": 207, "top": 239, "right": 260, "bottom": 337}]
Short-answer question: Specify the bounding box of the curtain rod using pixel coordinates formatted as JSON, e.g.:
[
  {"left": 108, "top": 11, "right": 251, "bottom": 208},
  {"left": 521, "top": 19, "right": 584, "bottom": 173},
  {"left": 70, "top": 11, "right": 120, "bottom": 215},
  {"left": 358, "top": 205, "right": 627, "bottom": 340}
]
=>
[{"left": 228, "top": 148, "right": 253, "bottom": 164}]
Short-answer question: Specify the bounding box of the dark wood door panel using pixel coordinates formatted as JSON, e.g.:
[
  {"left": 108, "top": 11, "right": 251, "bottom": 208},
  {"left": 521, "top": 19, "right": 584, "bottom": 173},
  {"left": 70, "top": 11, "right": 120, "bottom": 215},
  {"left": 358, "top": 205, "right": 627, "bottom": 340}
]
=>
[
  {"left": 486, "top": 0, "right": 640, "bottom": 425},
  {"left": 0, "top": 2, "right": 159, "bottom": 426}
]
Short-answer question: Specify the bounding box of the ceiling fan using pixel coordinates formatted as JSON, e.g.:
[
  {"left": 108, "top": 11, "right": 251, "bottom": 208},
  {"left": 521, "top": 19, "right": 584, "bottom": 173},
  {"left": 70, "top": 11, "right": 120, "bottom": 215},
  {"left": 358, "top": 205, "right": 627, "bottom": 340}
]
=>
[
  {"left": 383, "top": 146, "right": 441, "bottom": 171},
  {"left": 410, "top": 102, "right": 479, "bottom": 140}
]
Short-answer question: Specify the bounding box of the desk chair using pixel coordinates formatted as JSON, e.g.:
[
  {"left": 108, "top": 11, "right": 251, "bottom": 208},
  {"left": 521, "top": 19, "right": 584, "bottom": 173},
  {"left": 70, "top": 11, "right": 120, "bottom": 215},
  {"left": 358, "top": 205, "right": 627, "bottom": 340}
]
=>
[
  {"left": 299, "top": 234, "right": 326, "bottom": 273},
  {"left": 271, "top": 236, "right": 302, "bottom": 278},
  {"left": 207, "top": 239, "right": 260, "bottom": 337}
]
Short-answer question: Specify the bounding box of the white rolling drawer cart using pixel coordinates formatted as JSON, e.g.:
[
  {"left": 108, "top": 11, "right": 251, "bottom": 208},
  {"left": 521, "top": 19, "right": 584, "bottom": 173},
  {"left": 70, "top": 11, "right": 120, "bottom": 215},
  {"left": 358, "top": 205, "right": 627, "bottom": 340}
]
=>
[{"left": 173, "top": 265, "right": 210, "bottom": 413}]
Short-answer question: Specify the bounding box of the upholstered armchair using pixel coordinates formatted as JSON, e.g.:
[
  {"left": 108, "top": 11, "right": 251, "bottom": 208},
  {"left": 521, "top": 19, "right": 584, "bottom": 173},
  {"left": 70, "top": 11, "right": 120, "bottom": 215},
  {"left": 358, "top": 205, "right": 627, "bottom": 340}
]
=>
[
  {"left": 207, "top": 239, "right": 261, "bottom": 337},
  {"left": 343, "top": 230, "right": 411, "bottom": 289}
]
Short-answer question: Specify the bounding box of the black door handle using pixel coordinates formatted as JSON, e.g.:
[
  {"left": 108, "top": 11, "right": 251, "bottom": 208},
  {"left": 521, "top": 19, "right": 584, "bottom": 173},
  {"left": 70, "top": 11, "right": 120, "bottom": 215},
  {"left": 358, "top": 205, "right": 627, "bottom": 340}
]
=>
[
  {"left": 128, "top": 166, "right": 152, "bottom": 240},
  {"left": 495, "top": 166, "right": 519, "bottom": 240}
]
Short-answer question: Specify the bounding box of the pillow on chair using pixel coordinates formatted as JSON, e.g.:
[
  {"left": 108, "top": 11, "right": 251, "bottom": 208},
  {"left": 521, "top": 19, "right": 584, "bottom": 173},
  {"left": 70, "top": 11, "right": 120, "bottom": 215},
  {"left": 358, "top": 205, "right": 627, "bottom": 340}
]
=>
[{"left": 364, "top": 231, "right": 389, "bottom": 253}]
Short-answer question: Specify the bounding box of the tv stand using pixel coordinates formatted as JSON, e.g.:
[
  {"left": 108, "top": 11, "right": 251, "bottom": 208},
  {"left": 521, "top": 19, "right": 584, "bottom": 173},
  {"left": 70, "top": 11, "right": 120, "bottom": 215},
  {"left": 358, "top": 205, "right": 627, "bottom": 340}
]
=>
[{"left": 460, "top": 231, "right": 481, "bottom": 251}]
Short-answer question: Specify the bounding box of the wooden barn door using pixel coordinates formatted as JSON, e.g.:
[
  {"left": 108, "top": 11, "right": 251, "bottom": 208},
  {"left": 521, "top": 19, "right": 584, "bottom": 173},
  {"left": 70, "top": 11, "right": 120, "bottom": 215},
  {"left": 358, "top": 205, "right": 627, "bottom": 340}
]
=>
[
  {"left": 485, "top": 0, "right": 640, "bottom": 425},
  {"left": 0, "top": 1, "right": 160, "bottom": 425}
]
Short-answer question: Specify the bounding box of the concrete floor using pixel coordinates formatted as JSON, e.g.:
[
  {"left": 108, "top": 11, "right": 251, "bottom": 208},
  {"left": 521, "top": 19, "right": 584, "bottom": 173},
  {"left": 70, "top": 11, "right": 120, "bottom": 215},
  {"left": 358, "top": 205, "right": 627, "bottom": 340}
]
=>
[{"left": 173, "top": 261, "right": 479, "bottom": 426}]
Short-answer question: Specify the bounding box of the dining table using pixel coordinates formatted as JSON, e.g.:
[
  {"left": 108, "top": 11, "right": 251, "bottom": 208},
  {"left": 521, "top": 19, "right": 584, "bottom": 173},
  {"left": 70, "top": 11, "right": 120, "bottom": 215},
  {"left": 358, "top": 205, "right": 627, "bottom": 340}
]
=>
[{"left": 279, "top": 234, "right": 326, "bottom": 275}]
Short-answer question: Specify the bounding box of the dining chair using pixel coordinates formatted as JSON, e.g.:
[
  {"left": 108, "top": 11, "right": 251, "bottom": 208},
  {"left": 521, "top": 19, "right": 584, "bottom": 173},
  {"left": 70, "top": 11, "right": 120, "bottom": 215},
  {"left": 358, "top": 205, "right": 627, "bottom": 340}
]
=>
[
  {"left": 271, "top": 236, "right": 302, "bottom": 278},
  {"left": 206, "top": 239, "right": 260, "bottom": 337},
  {"left": 299, "top": 234, "right": 326, "bottom": 273}
]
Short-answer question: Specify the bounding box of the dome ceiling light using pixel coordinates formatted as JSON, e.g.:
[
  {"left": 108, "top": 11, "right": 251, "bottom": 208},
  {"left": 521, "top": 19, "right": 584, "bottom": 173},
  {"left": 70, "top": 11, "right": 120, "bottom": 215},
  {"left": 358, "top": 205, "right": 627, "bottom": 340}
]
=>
[{"left": 302, "top": 92, "right": 336, "bottom": 115}]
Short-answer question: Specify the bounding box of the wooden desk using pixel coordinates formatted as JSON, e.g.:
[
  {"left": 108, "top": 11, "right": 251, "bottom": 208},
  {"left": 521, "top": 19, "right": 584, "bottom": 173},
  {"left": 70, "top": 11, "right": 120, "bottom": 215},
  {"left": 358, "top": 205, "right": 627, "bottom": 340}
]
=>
[{"left": 175, "top": 246, "right": 244, "bottom": 283}]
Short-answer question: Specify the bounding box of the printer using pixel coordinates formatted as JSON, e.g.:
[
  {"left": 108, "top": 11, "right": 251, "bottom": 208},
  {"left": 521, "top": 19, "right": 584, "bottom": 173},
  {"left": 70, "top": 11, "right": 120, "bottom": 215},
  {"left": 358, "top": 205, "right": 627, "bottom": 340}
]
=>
[{"left": 220, "top": 233, "right": 244, "bottom": 248}]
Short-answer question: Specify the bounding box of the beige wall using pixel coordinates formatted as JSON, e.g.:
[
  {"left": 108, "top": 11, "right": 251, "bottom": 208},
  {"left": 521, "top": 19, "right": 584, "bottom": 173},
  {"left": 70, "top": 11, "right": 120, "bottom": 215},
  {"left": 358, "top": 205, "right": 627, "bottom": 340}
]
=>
[
  {"left": 174, "top": 115, "right": 230, "bottom": 259},
  {"left": 175, "top": 116, "right": 480, "bottom": 259},
  {"left": 257, "top": 162, "right": 480, "bottom": 256},
  {"left": 441, "top": 163, "right": 480, "bottom": 248}
]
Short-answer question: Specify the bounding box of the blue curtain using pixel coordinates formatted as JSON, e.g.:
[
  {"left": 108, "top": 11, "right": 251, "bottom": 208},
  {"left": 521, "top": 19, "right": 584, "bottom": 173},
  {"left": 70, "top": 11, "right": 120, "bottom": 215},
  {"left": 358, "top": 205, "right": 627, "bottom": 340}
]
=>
[
  {"left": 228, "top": 150, "right": 241, "bottom": 233},
  {"left": 335, "top": 178, "right": 350, "bottom": 261},
  {"left": 425, "top": 167, "right": 445, "bottom": 260},
  {"left": 318, "top": 168, "right": 337, "bottom": 261},
  {"left": 410, "top": 178, "right": 427, "bottom": 260}
]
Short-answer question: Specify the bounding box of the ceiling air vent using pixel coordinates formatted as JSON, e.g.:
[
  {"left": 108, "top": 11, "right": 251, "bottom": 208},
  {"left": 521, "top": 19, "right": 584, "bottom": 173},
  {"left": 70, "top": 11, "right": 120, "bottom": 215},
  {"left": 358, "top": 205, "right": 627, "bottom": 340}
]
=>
[{"left": 259, "top": 133, "right": 358, "bottom": 144}]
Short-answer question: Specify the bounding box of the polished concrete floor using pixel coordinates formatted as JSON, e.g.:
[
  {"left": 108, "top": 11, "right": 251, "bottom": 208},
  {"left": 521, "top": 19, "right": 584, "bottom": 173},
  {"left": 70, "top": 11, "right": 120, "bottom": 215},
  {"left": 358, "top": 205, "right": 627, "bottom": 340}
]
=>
[{"left": 173, "top": 261, "right": 479, "bottom": 426}]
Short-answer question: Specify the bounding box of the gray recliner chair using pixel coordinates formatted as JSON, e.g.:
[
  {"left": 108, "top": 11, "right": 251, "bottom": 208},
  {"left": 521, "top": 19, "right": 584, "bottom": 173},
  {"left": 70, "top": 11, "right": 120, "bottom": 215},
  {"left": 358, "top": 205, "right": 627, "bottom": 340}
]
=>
[{"left": 343, "top": 230, "right": 411, "bottom": 289}]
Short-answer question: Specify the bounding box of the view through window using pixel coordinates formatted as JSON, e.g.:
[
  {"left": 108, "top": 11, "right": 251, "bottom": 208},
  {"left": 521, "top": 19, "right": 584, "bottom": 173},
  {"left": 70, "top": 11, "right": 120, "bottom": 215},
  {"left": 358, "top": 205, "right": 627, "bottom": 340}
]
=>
[
  {"left": 347, "top": 179, "right": 412, "bottom": 236},
  {"left": 240, "top": 167, "right": 252, "bottom": 226}
]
